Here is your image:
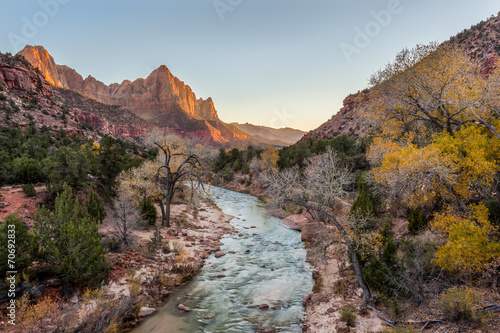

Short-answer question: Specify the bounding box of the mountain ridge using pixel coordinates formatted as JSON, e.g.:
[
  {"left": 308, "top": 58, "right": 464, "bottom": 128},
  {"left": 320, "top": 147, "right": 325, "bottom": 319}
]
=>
[{"left": 18, "top": 45, "right": 249, "bottom": 145}]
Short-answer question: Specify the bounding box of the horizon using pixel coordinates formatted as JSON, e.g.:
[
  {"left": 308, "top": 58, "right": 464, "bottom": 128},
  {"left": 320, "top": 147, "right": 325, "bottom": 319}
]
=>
[{"left": 0, "top": 0, "right": 499, "bottom": 131}]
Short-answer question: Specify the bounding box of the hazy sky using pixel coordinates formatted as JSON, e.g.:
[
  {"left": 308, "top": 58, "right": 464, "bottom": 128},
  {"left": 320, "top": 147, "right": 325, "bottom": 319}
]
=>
[{"left": 0, "top": 0, "right": 499, "bottom": 131}]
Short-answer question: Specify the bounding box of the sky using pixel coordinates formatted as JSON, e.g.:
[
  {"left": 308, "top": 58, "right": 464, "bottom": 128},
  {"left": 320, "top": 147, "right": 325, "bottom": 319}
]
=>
[{"left": 0, "top": 0, "right": 499, "bottom": 131}]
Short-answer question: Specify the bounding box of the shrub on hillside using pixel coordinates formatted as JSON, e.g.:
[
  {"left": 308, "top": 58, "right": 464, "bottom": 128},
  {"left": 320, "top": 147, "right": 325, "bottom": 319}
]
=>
[
  {"left": 0, "top": 214, "right": 39, "bottom": 276},
  {"left": 407, "top": 207, "right": 427, "bottom": 235},
  {"left": 22, "top": 183, "right": 36, "bottom": 197},
  {"left": 35, "top": 184, "right": 108, "bottom": 287},
  {"left": 339, "top": 305, "right": 358, "bottom": 327},
  {"left": 437, "top": 286, "right": 484, "bottom": 324},
  {"left": 86, "top": 188, "right": 106, "bottom": 224}
]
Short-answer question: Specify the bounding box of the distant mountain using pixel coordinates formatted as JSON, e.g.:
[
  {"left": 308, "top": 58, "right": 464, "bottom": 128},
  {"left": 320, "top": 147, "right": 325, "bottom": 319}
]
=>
[
  {"left": 231, "top": 122, "right": 305, "bottom": 147},
  {"left": 300, "top": 12, "right": 500, "bottom": 144},
  {"left": 18, "top": 45, "right": 249, "bottom": 145}
]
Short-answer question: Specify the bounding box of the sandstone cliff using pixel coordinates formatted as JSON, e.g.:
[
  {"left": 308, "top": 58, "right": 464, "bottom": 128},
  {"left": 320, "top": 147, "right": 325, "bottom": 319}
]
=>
[{"left": 18, "top": 45, "right": 248, "bottom": 145}]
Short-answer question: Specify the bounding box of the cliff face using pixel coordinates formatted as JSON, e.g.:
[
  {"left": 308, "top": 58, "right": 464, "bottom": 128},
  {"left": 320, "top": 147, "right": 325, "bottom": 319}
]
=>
[
  {"left": 18, "top": 45, "right": 246, "bottom": 145},
  {"left": 0, "top": 55, "right": 52, "bottom": 95},
  {"left": 0, "top": 51, "right": 152, "bottom": 142}
]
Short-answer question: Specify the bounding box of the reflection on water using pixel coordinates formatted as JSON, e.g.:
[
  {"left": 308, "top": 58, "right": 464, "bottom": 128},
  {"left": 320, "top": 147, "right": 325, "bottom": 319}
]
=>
[{"left": 130, "top": 186, "right": 313, "bottom": 333}]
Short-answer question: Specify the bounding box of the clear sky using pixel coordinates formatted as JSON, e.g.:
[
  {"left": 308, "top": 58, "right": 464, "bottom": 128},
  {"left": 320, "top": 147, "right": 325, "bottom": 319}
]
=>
[{"left": 0, "top": 0, "right": 499, "bottom": 131}]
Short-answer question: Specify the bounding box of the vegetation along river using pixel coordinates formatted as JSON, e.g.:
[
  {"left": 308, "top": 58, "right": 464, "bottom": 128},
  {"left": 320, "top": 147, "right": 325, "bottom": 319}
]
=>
[{"left": 131, "top": 186, "right": 314, "bottom": 333}]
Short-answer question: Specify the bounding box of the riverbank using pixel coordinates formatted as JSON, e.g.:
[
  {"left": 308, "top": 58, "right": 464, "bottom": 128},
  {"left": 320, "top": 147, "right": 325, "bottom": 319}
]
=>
[
  {"left": 130, "top": 186, "right": 313, "bottom": 333},
  {"left": 0, "top": 185, "right": 237, "bottom": 332}
]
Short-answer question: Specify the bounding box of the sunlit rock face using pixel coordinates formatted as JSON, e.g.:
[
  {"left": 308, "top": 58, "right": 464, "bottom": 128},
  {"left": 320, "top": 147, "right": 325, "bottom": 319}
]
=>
[{"left": 18, "top": 45, "right": 249, "bottom": 145}]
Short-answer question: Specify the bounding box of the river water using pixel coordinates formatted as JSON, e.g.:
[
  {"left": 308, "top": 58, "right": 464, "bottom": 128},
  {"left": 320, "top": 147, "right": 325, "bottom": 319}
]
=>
[{"left": 130, "top": 186, "right": 313, "bottom": 333}]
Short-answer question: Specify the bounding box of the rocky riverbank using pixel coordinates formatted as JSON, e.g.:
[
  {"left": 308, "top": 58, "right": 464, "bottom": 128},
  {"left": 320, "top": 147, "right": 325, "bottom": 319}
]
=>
[{"left": 0, "top": 185, "right": 237, "bottom": 332}]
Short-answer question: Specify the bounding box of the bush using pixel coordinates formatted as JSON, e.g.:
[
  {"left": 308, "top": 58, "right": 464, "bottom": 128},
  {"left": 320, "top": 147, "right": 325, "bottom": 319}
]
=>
[
  {"left": 86, "top": 188, "right": 106, "bottom": 224},
  {"left": 407, "top": 207, "right": 427, "bottom": 235},
  {"left": 0, "top": 93, "right": 6, "bottom": 101},
  {"left": 350, "top": 176, "right": 381, "bottom": 217},
  {"left": 437, "top": 286, "right": 483, "bottom": 324},
  {"left": 0, "top": 214, "right": 39, "bottom": 276},
  {"left": 140, "top": 197, "right": 157, "bottom": 225},
  {"left": 339, "top": 305, "right": 358, "bottom": 327},
  {"left": 22, "top": 183, "right": 36, "bottom": 197},
  {"left": 35, "top": 184, "right": 108, "bottom": 287}
]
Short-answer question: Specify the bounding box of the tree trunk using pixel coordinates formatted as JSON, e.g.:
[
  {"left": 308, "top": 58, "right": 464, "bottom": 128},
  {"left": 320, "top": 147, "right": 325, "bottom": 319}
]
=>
[
  {"left": 158, "top": 200, "right": 166, "bottom": 227},
  {"left": 164, "top": 197, "right": 171, "bottom": 228},
  {"left": 304, "top": 202, "right": 372, "bottom": 303},
  {"left": 347, "top": 243, "right": 372, "bottom": 303}
]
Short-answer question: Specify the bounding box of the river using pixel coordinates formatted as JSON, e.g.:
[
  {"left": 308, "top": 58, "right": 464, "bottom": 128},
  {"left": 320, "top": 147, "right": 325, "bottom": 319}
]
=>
[{"left": 130, "top": 186, "right": 313, "bottom": 333}]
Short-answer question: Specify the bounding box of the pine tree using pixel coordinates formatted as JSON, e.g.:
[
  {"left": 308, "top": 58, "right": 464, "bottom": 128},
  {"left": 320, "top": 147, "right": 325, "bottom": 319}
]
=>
[
  {"left": 87, "top": 188, "right": 106, "bottom": 224},
  {"left": 35, "top": 184, "right": 108, "bottom": 287}
]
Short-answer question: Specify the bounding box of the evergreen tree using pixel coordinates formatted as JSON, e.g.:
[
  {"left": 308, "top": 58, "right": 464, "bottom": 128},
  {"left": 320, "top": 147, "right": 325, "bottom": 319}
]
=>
[
  {"left": 35, "top": 184, "right": 108, "bottom": 287},
  {"left": 140, "top": 197, "right": 158, "bottom": 226},
  {"left": 87, "top": 188, "right": 106, "bottom": 224},
  {"left": 0, "top": 214, "right": 39, "bottom": 277}
]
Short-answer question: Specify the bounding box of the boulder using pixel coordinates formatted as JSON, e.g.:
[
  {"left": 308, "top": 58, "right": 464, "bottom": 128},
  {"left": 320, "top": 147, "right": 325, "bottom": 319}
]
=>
[
  {"left": 282, "top": 215, "right": 310, "bottom": 231},
  {"left": 302, "top": 292, "right": 314, "bottom": 306},
  {"left": 177, "top": 304, "right": 191, "bottom": 312},
  {"left": 214, "top": 251, "right": 225, "bottom": 258},
  {"left": 212, "top": 274, "right": 226, "bottom": 278},
  {"left": 311, "top": 292, "right": 327, "bottom": 304},
  {"left": 139, "top": 307, "right": 157, "bottom": 317},
  {"left": 301, "top": 222, "right": 326, "bottom": 242},
  {"left": 268, "top": 209, "right": 286, "bottom": 219}
]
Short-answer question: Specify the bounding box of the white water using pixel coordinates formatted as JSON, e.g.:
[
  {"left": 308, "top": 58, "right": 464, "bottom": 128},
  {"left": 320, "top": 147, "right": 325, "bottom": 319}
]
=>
[{"left": 131, "top": 186, "right": 313, "bottom": 333}]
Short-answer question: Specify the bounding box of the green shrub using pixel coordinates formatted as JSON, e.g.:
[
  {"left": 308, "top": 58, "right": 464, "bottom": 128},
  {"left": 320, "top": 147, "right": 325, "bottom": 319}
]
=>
[
  {"left": 437, "top": 286, "right": 483, "bottom": 324},
  {"left": 140, "top": 197, "right": 157, "bottom": 226},
  {"left": 350, "top": 176, "right": 381, "bottom": 217},
  {"left": 0, "top": 214, "right": 39, "bottom": 277},
  {"left": 363, "top": 224, "right": 403, "bottom": 297},
  {"left": 339, "top": 305, "right": 358, "bottom": 327},
  {"left": 86, "top": 188, "right": 106, "bottom": 224},
  {"left": 22, "top": 183, "right": 36, "bottom": 197},
  {"left": 35, "top": 184, "right": 108, "bottom": 287},
  {"left": 0, "top": 93, "right": 6, "bottom": 101},
  {"left": 15, "top": 159, "right": 44, "bottom": 184},
  {"left": 407, "top": 207, "right": 427, "bottom": 235}
]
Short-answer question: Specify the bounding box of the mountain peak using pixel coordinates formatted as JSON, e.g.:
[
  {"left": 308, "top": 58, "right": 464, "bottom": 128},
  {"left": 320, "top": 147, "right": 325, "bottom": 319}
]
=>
[
  {"left": 16, "top": 45, "right": 248, "bottom": 145},
  {"left": 18, "top": 45, "right": 67, "bottom": 87}
]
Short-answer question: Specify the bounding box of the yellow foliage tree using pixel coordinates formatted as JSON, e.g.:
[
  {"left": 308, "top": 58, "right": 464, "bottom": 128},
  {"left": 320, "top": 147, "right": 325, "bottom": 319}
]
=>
[
  {"left": 367, "top": 42, "right": 500, "bottom": 142},
  {"left": 260, "top": 145, "right": 279, "bottom": 172},
  {"left": 365, "top": 43, "right": 500, "bottom": 272},
  {"left": 432, "top": 203, "right": 500, "bottom": 272}
]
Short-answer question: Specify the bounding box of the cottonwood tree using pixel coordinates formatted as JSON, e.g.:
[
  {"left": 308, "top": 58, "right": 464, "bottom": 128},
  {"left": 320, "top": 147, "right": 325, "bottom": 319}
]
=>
[
  {"left": 263, "top": 148, "right": 372, "bottom": 302},
  {"left": 153, "top": 142, "right": 203, "bottom": 227},
  {"left": 365, "top": 42, "right": 500, "bottom": 273},
  {"left": 118, "top": 131, "right": 205, "bottom": 228},
  {"left": 367, "top": 42, "right": 500, "bottom": 142}
]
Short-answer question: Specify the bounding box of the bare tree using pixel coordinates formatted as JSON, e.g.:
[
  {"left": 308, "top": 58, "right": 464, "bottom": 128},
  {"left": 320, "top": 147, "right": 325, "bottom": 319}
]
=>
[
  {"left": 107, "top": 191, "right": 144, "bottom": 247},
  {"left": 263, "top": 148, "right": 372, "bottom": 303},
  {"left": 154, "top": 142, "right": 203, "bottom": 227}
]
